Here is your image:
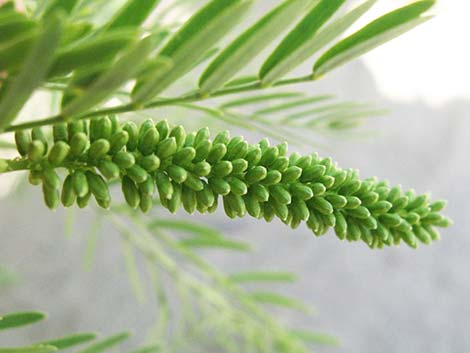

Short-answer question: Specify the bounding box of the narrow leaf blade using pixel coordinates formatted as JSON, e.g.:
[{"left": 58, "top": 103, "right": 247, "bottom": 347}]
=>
[
  {"left": 313, "top": 1, "right": 435, "bottom": 78},
  {"left": 0, "top": 345, "right": 57, "bottom": 353},
  {"left": 0, "top": 312, "right": 46, "bottom": 330},
  {"left": 149, "top": 219, "right": 223, "bottom": 239},
  {"left": 230, "top": 271, "right": 296, "bottom": 283},
  {"left": 76, "top": 332, "right": 131, "bottom": 353},
  {"left": 38, "top": 333, "right": 98, "bottom": 350},
  {"left": 259, "top": 0, "right": 345, "bottom": 85},
  {"left": 199, "top": 0, "right": 311, "bottom": 93},
  {"left": 104, "top": 0, "right": 161, "bottom": 31}
]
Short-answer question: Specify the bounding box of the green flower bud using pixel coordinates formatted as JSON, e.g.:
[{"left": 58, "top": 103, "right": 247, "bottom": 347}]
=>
[
  {"left": 122, "top": 176, "right": 140, "bottom": 209},
  {"left": 212, "top": 160, "right": 233, "bottom": 178},
  {"left": 113, "top": 151, "right": 135, "bottom": 169},
  {"left": 42, "top": 168, "right": 61, "bottom": 190},
  {"left": 282, "top": 166, "right": 302, "bottom": 183},
  {"left": 348, "top": 206, "right": 371, "bottom": 219},
  {"left": 173, "top": 147, "right": 196, "bottom": 165},
  {"left": 28, "top": 170, "right": 42, "bottom": 186},
  {"left": 209, "top": 178, "right": 231, "bottom": 196},
  {"left": 244, "top": 194, "right": 261, "bottom": 218},
  {"left": 430, "top": 200, "right": 447, "bottom": 212},
  {"left": 88, "top": 139, "right": 110, "bottom": 160},
  {"left": 407, "top": 194, "right": 429, "bottom": 210},
  {"left": 231, "top": 159, "right": 248, "bottom": 174},
  {"left": 228, "top": 177, "right": 247, "bottom": 196},
  {"left": 184, "top": 132, "right": 195, "bottom": 147},
  {"left": 334, "top": 211, "right": 347, "bottom": 240},
  {"left": 290, "top": 183, "right": 313, "bottom": 200},
  {"left": 414, "top": 225, "right": 432, "bottom": 245},
  {"left": 15, "top": 130, "right": 31, "bottom": 157},
  {"left": 140, "top": 154, "right": 160, "bottom": 172},
  {"left": 270, "top": 156, "right": 289, "bottom": 172},
  {"left": 77, "top": 192, "right": 92, "bottom": 209},
  {"left": 194, "top": 140, "right": 212, "bottom": 162},
  {"left": 259, "top": 146, "right": 278, "bottom": 166},
  {"left": 184, "top": 172, "right": 204, "bottom": 191},
  {"left": 169, "top": 125, "right": 186, "bottom": 149},
  {"left": 295, "top": 155, "right": 312, "bottom": 170},
  {"left": 167, "top": 183, "right": 182, "bottom": 213},
  {"left": 224, "top": 193, "right": 246, "bottom": 217},
  {"left": 42, "top": 184, "right": 60, "bottom": 210},
  {"left": 86, "top": 171, "right": 110, "bottom": 202},
  {"left": 207, "top": 143, "right": 227, "bottom": 163},
  {"left": 139, "top": 177, "right": 156, "bottom": 196},
  {"left": 156, "top": 171, "right": 173, "bottom": 200},
  {"left": 361, "top": 191, "right": 379, "bottom": 206},
  {"left": 72, "top": 171, "right": 89, "bottom": 198},
  {"left": 289, "top": 152, "right": 301, "bottom": 166},
  {"left": 31, "top": 127, "right": 48, "bottom": 149},
  {"left": 380, "top": 213, "right": 402, "bottom": 228},
  {"left": 109, "top": 115, "right": 121, "bottom": 134},
  {"left": 423, "top": 224, "right": 440, "bottom": 241},
  {"left": 193, "top": 161, "right": 211, "bottom": 177},
  {"left": 392, "top": 196, "right": 409, "bottom": 211},
  {"left": 271, "top": 199, "right": 288, "bottom": 221},
  {"left": 67, "top": 121, "right": 85, "bottom": 139},
  {"left": 156, "top": 137, "right": 177, "bottom": 159},
  {"left": 270, "top": 185, "right": 291, "bottom": 205},
  {"left": 311, "top": 182, "right": 326, "bottom": 196},
  {"left": 226, "top": 138, "right": 248, "bottom": 160},
  {"left": 309, "top": 197, "right": 333, "bottom": 215},
  {"left": 96, "top": 197, "right": 111, "bottom": 210},
  {"left": 138, "top": 119, "right": 155, "bottom": 138},
  {"left": 139, "top": 193, "right": 153, "bottom": 213},
  {"left": 197, "top": 182, "right": 215, "bottom": 208},
  {"left": 122, "top": 121, "right": 139, "bottom": 151},
  {"left": 325, "top": 194, "right": 347, "bottom": 208},
  {"left": 194, "top": 127, "right": 210, "bottom": 147},
  {"left": 344, "top": 196, "right": 361, "bottom": 209},
  {"left": 251, "top": 184, "right": 269, "bottom": 202},
  {"left": 182, "top": 186, "right": 197, "bottom": 214},
  {"left": 369, "top": 200, "right": 392, "bottom": 214},
  {"left": 262, "top": 170, "right": 282, "bottom": 186},
  {"left": 300, "top": 165, "right": 326, "bottom": 182},
  {"left": 48, "top": 141, "right": 70, "bottom": 166},
  {"left": 90, "top": 116, "right": 112, "bottom": 141},
  {"left": 109, "top": 130, "right": 129, "bottom": 154},
  {"left": 213, "top": 130, "right": 230, "bottom": 145},
  {"left": 98, "top": 160, "right": 120, "bottom": 180},
  {"left": 61, "top": 174, "right": 76, "bottom": 207},
  {"left": 245, "top": 166, "right": 267, "bottom": 184},
  {"left": 167, "top": 165, "right": 188, "bottom": 184},
  {"left": 263, "top": 202, "right": 275, "bottom": 222},
  {"left": 156, "top": 120, "right": 170, "bottom": 140},
  {"left": 53, "top": 123, "right": 68, "bottom": 143},
  {"left": 291, "top": 199, "right": 309, "bottom": 221},
  {"left": 138, "top": 127, "right": 159, "bottom": 156},
  {"left": 127, "top": 164, "right": 148, "bottom": 184},
  {"left": 28, "top": 140, "right": 46, "bottom": 162},
  {"left": 70, "top": 132, "right": 88, "bottom": 156},
  {"left": 244, "top": 146, "right": 262, "bottom": 166}
]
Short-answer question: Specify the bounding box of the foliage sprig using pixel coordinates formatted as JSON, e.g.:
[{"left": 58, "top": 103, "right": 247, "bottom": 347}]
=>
[{"left": 2, "top": 116, "right": 451, "bottom": 249}]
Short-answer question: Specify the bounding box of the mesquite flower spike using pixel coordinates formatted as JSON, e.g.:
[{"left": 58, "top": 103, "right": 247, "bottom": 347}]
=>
[{"left": 11, "top": 116, "right": 451, "bottom": 249}]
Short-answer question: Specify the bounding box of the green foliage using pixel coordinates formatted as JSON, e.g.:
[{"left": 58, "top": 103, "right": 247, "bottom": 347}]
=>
[
  {"left": 6, "top": 116, "right": 451, "bottom": 249},
  {"left": 0, "top": 311, "right": 155, "bottom": 353}
]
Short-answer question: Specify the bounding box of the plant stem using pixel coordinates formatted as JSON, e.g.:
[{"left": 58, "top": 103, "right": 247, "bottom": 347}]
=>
[{"left": 3, "top": 75, "right": 314, "bottom": 133}]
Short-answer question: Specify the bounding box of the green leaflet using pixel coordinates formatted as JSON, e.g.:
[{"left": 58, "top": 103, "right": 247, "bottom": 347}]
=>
[
  {"left": 103, "top": 0, "right": 160, "bottom": 31},
  {"left": 149, "top": 219, "right": 223, "bottom": 239},
  {"left": 132, "top": 0, "right": 254, "bottom": 103},
  {"left": 229, "top": 271, "right": 296, "bottom": 283},
  {"left": 291, "top": 330, "right": 341, "bottom": 346},
  {"left": 0, "top": 346, "right": 57, "bottom": 353},
  {"left": 179, "top": 237, "right": 251, "bottom": 252},
  {"left": 313, "top": 0, "right": 435, "bottom": 78},
  {"left": 49, "top": 30, "right": 137, "bottom": 77},
  {"left": 259, "top": 0, "right": 345, "bottom": 85},
  {"left": 0, "top": 12, "right": 36, "bottom": 45},
  {"left": 76, "top": 332, "right": 131, "bottom": 353},
  {"left": 43, "top": 0, "right": 79, "bottom": 17},
  {"left": 0, "top": 312, "right": 46, "bottom": 330},
  {"left": 0, "top": 14, "right": 63, "bottom": 131},
  {"left": 38, "top": 333, "right": 98, "bottom": 350},
  {"left": 254, "top": 95, "right": 333, "bottom": 115},
  {"left": 250, "top": 291, "right": 312, "bottom": 313},
  {"left": 62, "top": 35, "right": 158, "bottom": 118},
  {"left": 199, "top": 0, "right": 312, "bottom": 93}
]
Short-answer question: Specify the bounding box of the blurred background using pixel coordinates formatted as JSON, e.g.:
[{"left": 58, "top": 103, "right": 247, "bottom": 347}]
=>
[{"left": 0, "top": 1, "right": 469, "bottom": 352}]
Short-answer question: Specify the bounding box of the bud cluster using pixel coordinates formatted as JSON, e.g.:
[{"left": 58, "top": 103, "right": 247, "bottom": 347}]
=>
[{"left": 12, "top": 116, "right": 451, "bottom": 248}]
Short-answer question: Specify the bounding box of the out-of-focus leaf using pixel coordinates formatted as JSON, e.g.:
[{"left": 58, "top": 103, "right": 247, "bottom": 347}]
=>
[
  {"left": 0, "top": 12, "right": 36, "bottom": 45},
  {"left": 149, "top": 219, "right": 223, "bottom": 239},
  {"left": 76, "top": 332, "right": 131, "bottom": 353},
  {"left": 121, "top": 239, "right": 146, "bottom": 303},
  {"left": 230, "top": 271, "right": 297, "bottom": 283},
  {"left": 259, "top": 0, "right": 345, "bottom": 85},
  {"left": 0, "top": 312, "right": 46, "bottom": 330},
  {"left": 125, "top": 346, "right": 160, "bottom": 353},
  {"left": 0, "top": 346, "right": 57, "bottom": 353},
  {"left": 291, "top": 329, "right": 341, "bottom": 346},
  {"left": 180, "top": 237, "right": 251, "bottom": 252},
  {"left": 43, "top": 0, "right": 79, "bottom": 17},
  {"left": 223, "top": 75, "right": 259, "bottom": 88},
  {"left": 254, "top": 95, "right": 333, "bottom": 115},
  {"left": 38, "top": 333, "right": 98, "bottom": 350},
  {"left": 199, "top": 0, "right": 311, "bottom": 93},
  {"left": 62, "top": 35, "right": 158, "bottom": 117},
  {"left": 250, "top": 292, "right": 312, "bottom": 312},
  {"left": 132, "top": 0, "right": 254, "bottom": 102},
  {"left": 49, "top": 30, "right": 137, "bottom": 77},
  {"left": 0, "top": 14, "right": 63, "bottom": 131},
  {"left": 221, "top": 92, "right": 304, "bottom": 109},
  {"left": 313, "top": 1, "right": 435, "bottom": 78},
  {"left": 103, "top": 0, "right": 161, "bottom": 31}
]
